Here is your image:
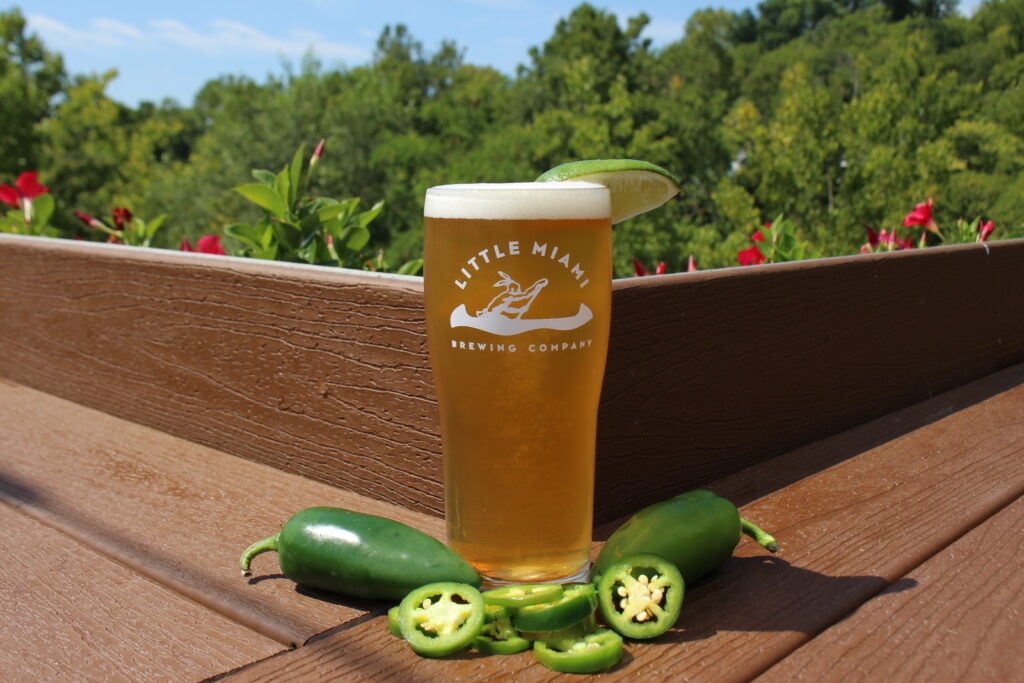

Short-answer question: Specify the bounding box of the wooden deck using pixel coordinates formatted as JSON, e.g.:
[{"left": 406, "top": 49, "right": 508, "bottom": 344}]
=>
[{"left": 2, "top": 234, "right": 1022, "bottom": 680}]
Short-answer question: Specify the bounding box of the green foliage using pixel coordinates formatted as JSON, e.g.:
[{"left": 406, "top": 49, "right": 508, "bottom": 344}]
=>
[
  {"left": 0, "top": 193, "right": 55, "bottom": 236},
  {"left": 3, "top": 0, "right": 1023, "bottom": 275},
  {"left": 0, "top": 9, "right": 65, "bottom": 178},
  {"left": 225, "top": 142, "right": 385, "bottom": 267}
]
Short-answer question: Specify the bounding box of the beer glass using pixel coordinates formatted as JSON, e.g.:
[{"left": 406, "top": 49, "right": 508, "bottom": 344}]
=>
[{"left": 423, "top": 182, "right": 612, "bottom": 583}]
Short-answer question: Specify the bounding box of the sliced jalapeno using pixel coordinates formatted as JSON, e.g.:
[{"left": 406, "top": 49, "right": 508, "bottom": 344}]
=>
[
  {"left": 472, "top": 603, "right": 531, "bottom": 654},
  {"left": 533, "top": 629, "right": 624, "bottom": 674},
  {"left": 397, "top": 582, "right": 485, "bottom": 657},
  {"left": 474, "top": 633, "right": 532, "bottom": 655},
  {"left": 597, "top": 554, "right": 683, "bottom": 639},
  {"left": 387, "top": 605, "right": 402, "bottom": 637},
  {"left": 512, "top": 583, "right": 598, "bottom": 632},
  {"left": 483, "top": 583, "right": 564, "bottom": 608},
  {"left": 517, "top": 613, "right": 597, "bottom": 642}
]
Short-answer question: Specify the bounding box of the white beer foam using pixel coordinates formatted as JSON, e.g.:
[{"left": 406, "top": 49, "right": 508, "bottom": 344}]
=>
[{"left": 424, "top": 182, "right": 610, "bottom": 220}]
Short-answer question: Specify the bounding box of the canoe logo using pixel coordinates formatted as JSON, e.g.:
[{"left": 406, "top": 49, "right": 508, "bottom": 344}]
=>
[{"left": 450, "top": 270, "right": 592, "bottom": 337}]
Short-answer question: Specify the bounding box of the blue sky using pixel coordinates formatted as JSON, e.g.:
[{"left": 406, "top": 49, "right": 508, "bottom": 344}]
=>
[{"left": 22, "top": 0, "right": 761, "bottom": 107}]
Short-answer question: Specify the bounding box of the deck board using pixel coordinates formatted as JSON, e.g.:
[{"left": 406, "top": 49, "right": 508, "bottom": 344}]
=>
[
  {"left": 0, "top": 380, "right": 443, "bottom": 647},
  {"left": 755, "top": 495, "right": 1024, "bottom": 682},
  {"left": 223, "top": 365, "right": 1024, "bottom": 681},
  {"left": 0, "top": 502, "right": 283, "bottom": 681}
]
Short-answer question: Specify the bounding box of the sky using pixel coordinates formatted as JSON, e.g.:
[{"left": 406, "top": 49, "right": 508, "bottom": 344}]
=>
[{"left": 21, "top": 0, "right": 761, "bottom": 107}]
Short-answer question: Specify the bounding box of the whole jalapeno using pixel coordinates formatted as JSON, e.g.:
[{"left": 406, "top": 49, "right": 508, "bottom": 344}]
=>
[
  {"left": 593, "top": 490, "right": 778, "bottom": 585},
  {"left": 240, "top": 507, "right": 481, "bottom": 600}
]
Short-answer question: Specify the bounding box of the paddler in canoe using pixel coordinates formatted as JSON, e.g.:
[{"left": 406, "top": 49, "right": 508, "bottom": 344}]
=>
[{"left": 476, "top": 272, "right": 548, "bottom": 319}]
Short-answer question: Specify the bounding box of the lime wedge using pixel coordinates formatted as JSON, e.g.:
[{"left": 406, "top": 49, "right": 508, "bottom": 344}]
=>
[{"left": 536, "top": 159, "right": 681, "bottom": 224}]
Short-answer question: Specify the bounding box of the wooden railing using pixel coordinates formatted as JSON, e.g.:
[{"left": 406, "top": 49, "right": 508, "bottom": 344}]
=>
[{"left": 3, "top": 234, "right": 1023, "bottom": 523}]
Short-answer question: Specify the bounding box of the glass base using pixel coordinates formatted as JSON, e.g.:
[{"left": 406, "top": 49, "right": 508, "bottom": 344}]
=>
[{"left": 479, "top": 563, "right": 591, "bottom": 589}]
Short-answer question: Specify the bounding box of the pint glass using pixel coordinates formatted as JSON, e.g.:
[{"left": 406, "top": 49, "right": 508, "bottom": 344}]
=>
[{"left": 423, "top": 182, "right": 612, "bottom": 583}]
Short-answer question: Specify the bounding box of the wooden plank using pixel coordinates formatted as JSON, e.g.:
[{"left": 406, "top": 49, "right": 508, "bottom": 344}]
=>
[
  {"left": 3, "top": 236, "right": 1024, "bottom": 524},
  {"left": 223, "top": 365, "right": 1024, "bottom": 681},
  {"left": 0, "top": 502, "right": 282, "bottom": 681},
  {"left": 0, "top": 380, "right": 444, "bottom": 647},
  {"left": 757, "top": 496, "right": 1024, "bottom": 682}
]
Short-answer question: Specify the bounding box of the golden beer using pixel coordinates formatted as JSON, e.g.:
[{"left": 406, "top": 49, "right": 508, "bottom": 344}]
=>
[{"left": 423, "top": 183, "right": 611, "bottom": 582}]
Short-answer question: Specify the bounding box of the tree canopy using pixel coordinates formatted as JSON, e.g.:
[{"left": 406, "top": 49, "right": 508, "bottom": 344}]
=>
[{"left": 4, "top": 1, "right": 1022, "bottom": 274}]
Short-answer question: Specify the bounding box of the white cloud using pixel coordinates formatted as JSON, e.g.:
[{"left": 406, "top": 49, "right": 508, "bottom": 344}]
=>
[
  {"left": 28, "top": 13, "right": 370, "bottom": 62},
  {"left": 92, "top": 18, "right": 143, "bottom": 40},
  {"left": 27, "top": 14, "right": 129, "bottom": 49}
]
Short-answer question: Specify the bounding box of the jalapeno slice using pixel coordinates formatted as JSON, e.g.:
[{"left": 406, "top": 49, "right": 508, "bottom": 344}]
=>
[
  {"left": 387, "top": 605, "right": 402, "bottom": 637},
  {"left": 597, "top": 554, "right": 683, "bottom": 639},
  {"left": 517, "top": 613, "right": 597, "bottom": 643},
  {"left": 483, "top": 583, "right": 564, "bottom": 608},
  {"left": 397, "top": 582, "right": 486, "bottom": 657},
  {"left": 474, "top": 633, "right": 532, "bottom": 655},
  {"left": 533, "top": 629, "right": 624, "bottom": 674},
  {"left": 512, "top": 583, "right": 598, "bottom": 632}
]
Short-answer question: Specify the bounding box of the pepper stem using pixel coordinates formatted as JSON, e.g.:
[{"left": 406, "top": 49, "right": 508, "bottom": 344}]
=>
[
  {"left": 740, "top": 518, "right": 778, "bottom": 552},
  {"left": 240, "top": 533, "right": 280, "bottom": 575}
]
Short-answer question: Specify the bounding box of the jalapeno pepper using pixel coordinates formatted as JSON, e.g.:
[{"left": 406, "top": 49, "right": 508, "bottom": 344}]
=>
[
  {"left": 387, "top": 605, "right": 402, "bottom": 637},
  {"left": 518, "top": 613, "right": 598, "bottom": 643},
  {"left": 593, "top": 490, "right": 778, "bottom": 585},
  {"left": 240, "top": 507, "right": 481, "bottom": 600},
  {"left": 533, "top": 629, "right": 624, "bottom": 674},
  {"left": 511, "top": 583, "right": 598, "bottom": 632},
  {"left": 597, "top": 554, "right": 683, "bottom": 639},
  {"left": 397, "top": 582, "right": 486, "bottom": 657},
  {"left": 483, "top": 583, "right": 563, "bottom": 608},
  {"left": 471, "top": 604, "right": 531, "bottom": 655}
]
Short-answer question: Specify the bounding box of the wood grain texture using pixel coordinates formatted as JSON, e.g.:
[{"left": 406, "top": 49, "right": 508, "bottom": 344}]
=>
[
  {"left": 0, "top": 380, "right": 444, "bottom": 647},
  {"left": 3, "top": 235, "right": 1023, "bottom": 523},
  {"left": 0, "top": 502, "right": 282, "bottom": 681},
  {"left": 223, "top": 365, "right": 1024, "bottom": 682},
  {"left": 756, "top": 496, "right": 1024, "bottom": 683}
]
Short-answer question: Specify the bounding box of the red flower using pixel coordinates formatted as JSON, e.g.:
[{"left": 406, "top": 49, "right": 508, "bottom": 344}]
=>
[
  {"left": 737, "top": 245, "right": 766, "bottom": 266},
  {"left": 111, "top": 207, "right": 133, "bottom": 231},
  {"left": 737, "top": 227, "right": 768, "bottom": 265},
  {"left": 632, "top": 258, "right": 668, "bottom": 277},
  {"left": 903, "top": 198, "right": 938, "bottom": 234},
  {"left": 181, "top": 235, "right": 226, "bottom": 255},
  {"left": 74, "top": 210, "right": 106, "bottom": 230},
  {"left": 862, "top": 226, "right": 914, "bottom": 253},
  {"left": 0, "top": 172, "right": 50, "bottom": 209},
  {"left": 978, "top": 220, "right": 994, "bottom": 242}
]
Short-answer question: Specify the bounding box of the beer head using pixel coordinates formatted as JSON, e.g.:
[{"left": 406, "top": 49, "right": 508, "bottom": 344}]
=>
[{"left": 425, "top": 182, "right": 610, "bottom": 220}]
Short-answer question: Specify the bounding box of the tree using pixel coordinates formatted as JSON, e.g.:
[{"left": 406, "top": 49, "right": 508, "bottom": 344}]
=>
[{"left": 0, "top": 9, "right": 65, "bottom": 178}]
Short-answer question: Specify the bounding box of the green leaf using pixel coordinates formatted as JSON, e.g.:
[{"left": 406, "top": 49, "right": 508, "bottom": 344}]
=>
[
  {"left": 224, "top": 223, "right": 263, "bottom": 248},
  {"left": 252, "top": 169, "right": 276, "bottom": 186},
  {"left": 317, "top": 198, "right": 359, "bottom": 222},
  {"left": 30, "top": 193, "right": 54, "bottom": 227},
  {"left": 397, "top": 258, "right": 424, "bottom": 276},
  {"left": 234, "top": 183, "right": 287, "bottom": 218},
  {"left": 355, "top": 199, "right": 384, "bottom": 228},
  {"left": 341, "top": 225, "right": 371, "bottom": 251},
  {"left": 147, "top": 214, "right": 168, "bottom": 235},
  {"left": 275, "top": 168, "right": 290, "bottom": 214},
  {"left": 260, "top": 224, "right": 275, "bottom": 249},
  {"left": 289, "top": 143, "right": 306, "bottom": 208}
]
